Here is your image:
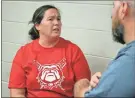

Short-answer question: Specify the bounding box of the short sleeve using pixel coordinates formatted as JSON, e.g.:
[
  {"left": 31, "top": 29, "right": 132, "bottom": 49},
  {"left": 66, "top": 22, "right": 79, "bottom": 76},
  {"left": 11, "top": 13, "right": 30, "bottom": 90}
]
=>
[
  {"left": 8, "top": 46, "right": 26, "bottom": 88},
  {"left": 72, "top": 45, "right": 91, "bottom": 81}
]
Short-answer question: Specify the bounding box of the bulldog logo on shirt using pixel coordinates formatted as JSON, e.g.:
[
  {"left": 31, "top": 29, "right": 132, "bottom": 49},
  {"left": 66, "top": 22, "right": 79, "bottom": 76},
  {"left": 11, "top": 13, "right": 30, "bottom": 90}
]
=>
[{"left": 33, "top": 58, "right": 66, "bottom": 91}]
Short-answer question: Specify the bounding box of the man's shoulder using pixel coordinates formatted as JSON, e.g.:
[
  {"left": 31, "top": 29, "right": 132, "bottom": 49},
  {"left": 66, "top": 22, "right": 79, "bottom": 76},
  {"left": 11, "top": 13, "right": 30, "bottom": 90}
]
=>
[
  {"left": 115, "top": 44, "right": 135, "bottom": 60},
  {"left": 126, "top": 45, "right": 135, "bottom": 57},
  {"left": 107, "top": 45, "right": 135, "bottom": 71}
]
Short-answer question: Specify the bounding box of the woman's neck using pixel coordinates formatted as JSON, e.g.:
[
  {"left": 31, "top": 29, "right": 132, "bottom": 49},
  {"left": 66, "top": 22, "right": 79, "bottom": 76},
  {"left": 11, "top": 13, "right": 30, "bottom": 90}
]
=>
[{"left": 39, "top": 37, "right": 60, "bottom": 48}]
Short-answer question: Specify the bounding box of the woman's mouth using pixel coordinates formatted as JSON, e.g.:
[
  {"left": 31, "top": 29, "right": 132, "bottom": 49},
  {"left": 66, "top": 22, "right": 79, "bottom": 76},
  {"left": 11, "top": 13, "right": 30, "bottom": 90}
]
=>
[{"left": 53, "top": 28, "right": 59, "bottom": 32}]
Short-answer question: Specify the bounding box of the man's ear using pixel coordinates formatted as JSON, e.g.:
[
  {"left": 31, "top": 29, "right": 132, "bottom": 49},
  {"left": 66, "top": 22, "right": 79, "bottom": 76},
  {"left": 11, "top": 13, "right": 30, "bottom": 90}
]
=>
[{"left": 119, "top": 1, "right": 128, "bottom": 20}]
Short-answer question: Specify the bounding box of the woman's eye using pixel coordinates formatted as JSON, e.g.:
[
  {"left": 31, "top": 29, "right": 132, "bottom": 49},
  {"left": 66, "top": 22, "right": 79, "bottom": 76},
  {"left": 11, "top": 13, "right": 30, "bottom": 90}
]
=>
[
  {"left": 57, "top": 18, "right": 61, "bottom": 20},
  {"left": 49, "top": 18, "right": 53, "bottom": 21}
]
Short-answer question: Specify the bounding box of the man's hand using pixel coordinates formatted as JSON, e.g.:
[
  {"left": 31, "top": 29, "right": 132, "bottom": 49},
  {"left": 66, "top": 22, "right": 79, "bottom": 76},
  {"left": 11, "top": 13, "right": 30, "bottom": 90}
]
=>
[
  {"left": 74, "top": 78, "right": 91, "bottom": 97},
  {"left": 90, "top": 72, "right": 102, "bottom": 88}
]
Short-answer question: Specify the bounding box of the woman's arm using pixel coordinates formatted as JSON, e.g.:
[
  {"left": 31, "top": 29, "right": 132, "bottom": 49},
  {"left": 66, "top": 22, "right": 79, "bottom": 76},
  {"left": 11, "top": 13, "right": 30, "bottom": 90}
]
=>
[
  {"left": 74, "top": 72, "right": 101, "bottom": 97},
  {"left": 74, "top": 78, "right": 92, "bottom": 97},
  {"left": 10, "top": 88, "right": 26, "bottom": 97},
  {"left": 8, "top": 47, "right": 26, "bottom": 97}
]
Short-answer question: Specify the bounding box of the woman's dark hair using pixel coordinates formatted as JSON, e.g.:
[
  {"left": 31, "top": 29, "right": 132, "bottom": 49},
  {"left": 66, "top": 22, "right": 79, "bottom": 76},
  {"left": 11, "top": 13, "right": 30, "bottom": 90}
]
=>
[{"left": 29, "top": 5, "right": 60, "bottom": 40}]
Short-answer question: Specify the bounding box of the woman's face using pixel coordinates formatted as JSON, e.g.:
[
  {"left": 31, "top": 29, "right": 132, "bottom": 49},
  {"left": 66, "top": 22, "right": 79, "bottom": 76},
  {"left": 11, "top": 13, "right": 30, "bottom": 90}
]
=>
[{"left": 36, "top": 8, "right": 62, "bottom": 39}]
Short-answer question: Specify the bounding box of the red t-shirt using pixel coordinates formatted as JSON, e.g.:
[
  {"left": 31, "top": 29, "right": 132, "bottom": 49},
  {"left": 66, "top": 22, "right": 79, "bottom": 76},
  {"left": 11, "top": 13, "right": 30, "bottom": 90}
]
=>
[{"left": 8, "top": 37, "right": 91, "bottom": 97}]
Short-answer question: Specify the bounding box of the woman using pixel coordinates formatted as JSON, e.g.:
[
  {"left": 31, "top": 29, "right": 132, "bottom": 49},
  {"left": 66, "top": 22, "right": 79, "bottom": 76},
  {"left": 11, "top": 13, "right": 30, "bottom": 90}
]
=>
[{"left": 8, "top": 5, "right": 91, "bottom": 97}]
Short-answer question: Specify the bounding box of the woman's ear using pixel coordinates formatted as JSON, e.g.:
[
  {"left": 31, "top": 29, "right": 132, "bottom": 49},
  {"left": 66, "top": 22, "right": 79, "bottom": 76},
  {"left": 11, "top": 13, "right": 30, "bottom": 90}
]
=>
[{"left": 35, "top": 23, "right": 40, "bottom": 31}]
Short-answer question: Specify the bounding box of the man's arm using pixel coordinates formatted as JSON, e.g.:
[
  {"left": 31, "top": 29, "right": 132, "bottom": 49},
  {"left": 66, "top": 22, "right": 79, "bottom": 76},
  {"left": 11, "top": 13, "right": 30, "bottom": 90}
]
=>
[
  {"left": 90, "top": 72, "right": 101, "bottom": 88},
  {"left": 84, "top": 54, "right": 135, "bottom": 97}
]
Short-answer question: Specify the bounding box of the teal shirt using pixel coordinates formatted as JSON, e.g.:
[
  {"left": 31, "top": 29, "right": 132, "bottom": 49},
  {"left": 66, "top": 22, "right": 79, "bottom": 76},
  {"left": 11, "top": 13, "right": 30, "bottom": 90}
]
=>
[{"left": 85, "top": 41, "right": 135, "bottom": 97}]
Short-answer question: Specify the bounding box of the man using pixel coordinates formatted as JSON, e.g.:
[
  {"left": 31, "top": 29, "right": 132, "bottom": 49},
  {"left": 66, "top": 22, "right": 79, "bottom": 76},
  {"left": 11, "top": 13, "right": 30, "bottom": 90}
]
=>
[{"left": 74, "top": 0, "right": 135, "bottom": 97}]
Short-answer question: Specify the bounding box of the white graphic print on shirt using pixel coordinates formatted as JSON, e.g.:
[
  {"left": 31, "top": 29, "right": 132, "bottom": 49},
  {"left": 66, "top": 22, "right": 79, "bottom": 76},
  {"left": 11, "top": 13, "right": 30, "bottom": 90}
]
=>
[{"left": 33, "top": 58, "right": 66, "bottom": 91}]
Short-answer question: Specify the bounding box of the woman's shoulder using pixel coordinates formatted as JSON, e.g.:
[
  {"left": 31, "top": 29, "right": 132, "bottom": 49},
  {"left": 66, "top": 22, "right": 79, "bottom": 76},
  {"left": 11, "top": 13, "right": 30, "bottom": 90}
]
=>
[
  {"left": 60, "top": 37, "right": 81, "bottom": 50},
  {"left": 17, "top": 39, "right": 36, "bottom": 53}
]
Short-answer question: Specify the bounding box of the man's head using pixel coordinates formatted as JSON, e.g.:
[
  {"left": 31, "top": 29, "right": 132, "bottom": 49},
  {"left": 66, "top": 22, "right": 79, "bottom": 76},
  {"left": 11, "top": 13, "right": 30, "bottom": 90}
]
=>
[{"left": 112, "top": 0, "right": 135, "bottom": 44}]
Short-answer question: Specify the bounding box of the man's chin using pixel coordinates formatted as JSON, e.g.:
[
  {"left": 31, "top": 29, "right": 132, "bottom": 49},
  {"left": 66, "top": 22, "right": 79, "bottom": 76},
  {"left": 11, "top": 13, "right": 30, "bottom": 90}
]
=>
[
  {"left": 112, "top": 34, "right": 125, "bottom": 44},
  {"left": 112, "top": 25, "right": 125, "bottom": 44}
]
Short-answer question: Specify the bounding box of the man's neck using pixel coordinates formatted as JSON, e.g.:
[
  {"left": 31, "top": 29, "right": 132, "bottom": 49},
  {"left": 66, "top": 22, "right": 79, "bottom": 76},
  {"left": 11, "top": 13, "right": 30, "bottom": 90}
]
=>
[{"left": 124, "top": 20, "right": 135, "bottom": 44}]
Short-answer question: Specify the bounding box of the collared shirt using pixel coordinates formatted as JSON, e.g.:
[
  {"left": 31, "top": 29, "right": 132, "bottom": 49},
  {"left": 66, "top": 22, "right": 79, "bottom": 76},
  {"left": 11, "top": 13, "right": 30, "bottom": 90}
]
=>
[{"left": 85, "top": 40, "right": 135, "bottom": 97}]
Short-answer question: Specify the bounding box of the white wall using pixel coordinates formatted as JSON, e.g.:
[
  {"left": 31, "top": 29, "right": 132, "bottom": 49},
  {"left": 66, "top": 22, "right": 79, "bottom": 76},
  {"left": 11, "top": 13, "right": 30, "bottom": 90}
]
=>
[{"left": 2, "top": 1, "right": 123, "bottom": 97}]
